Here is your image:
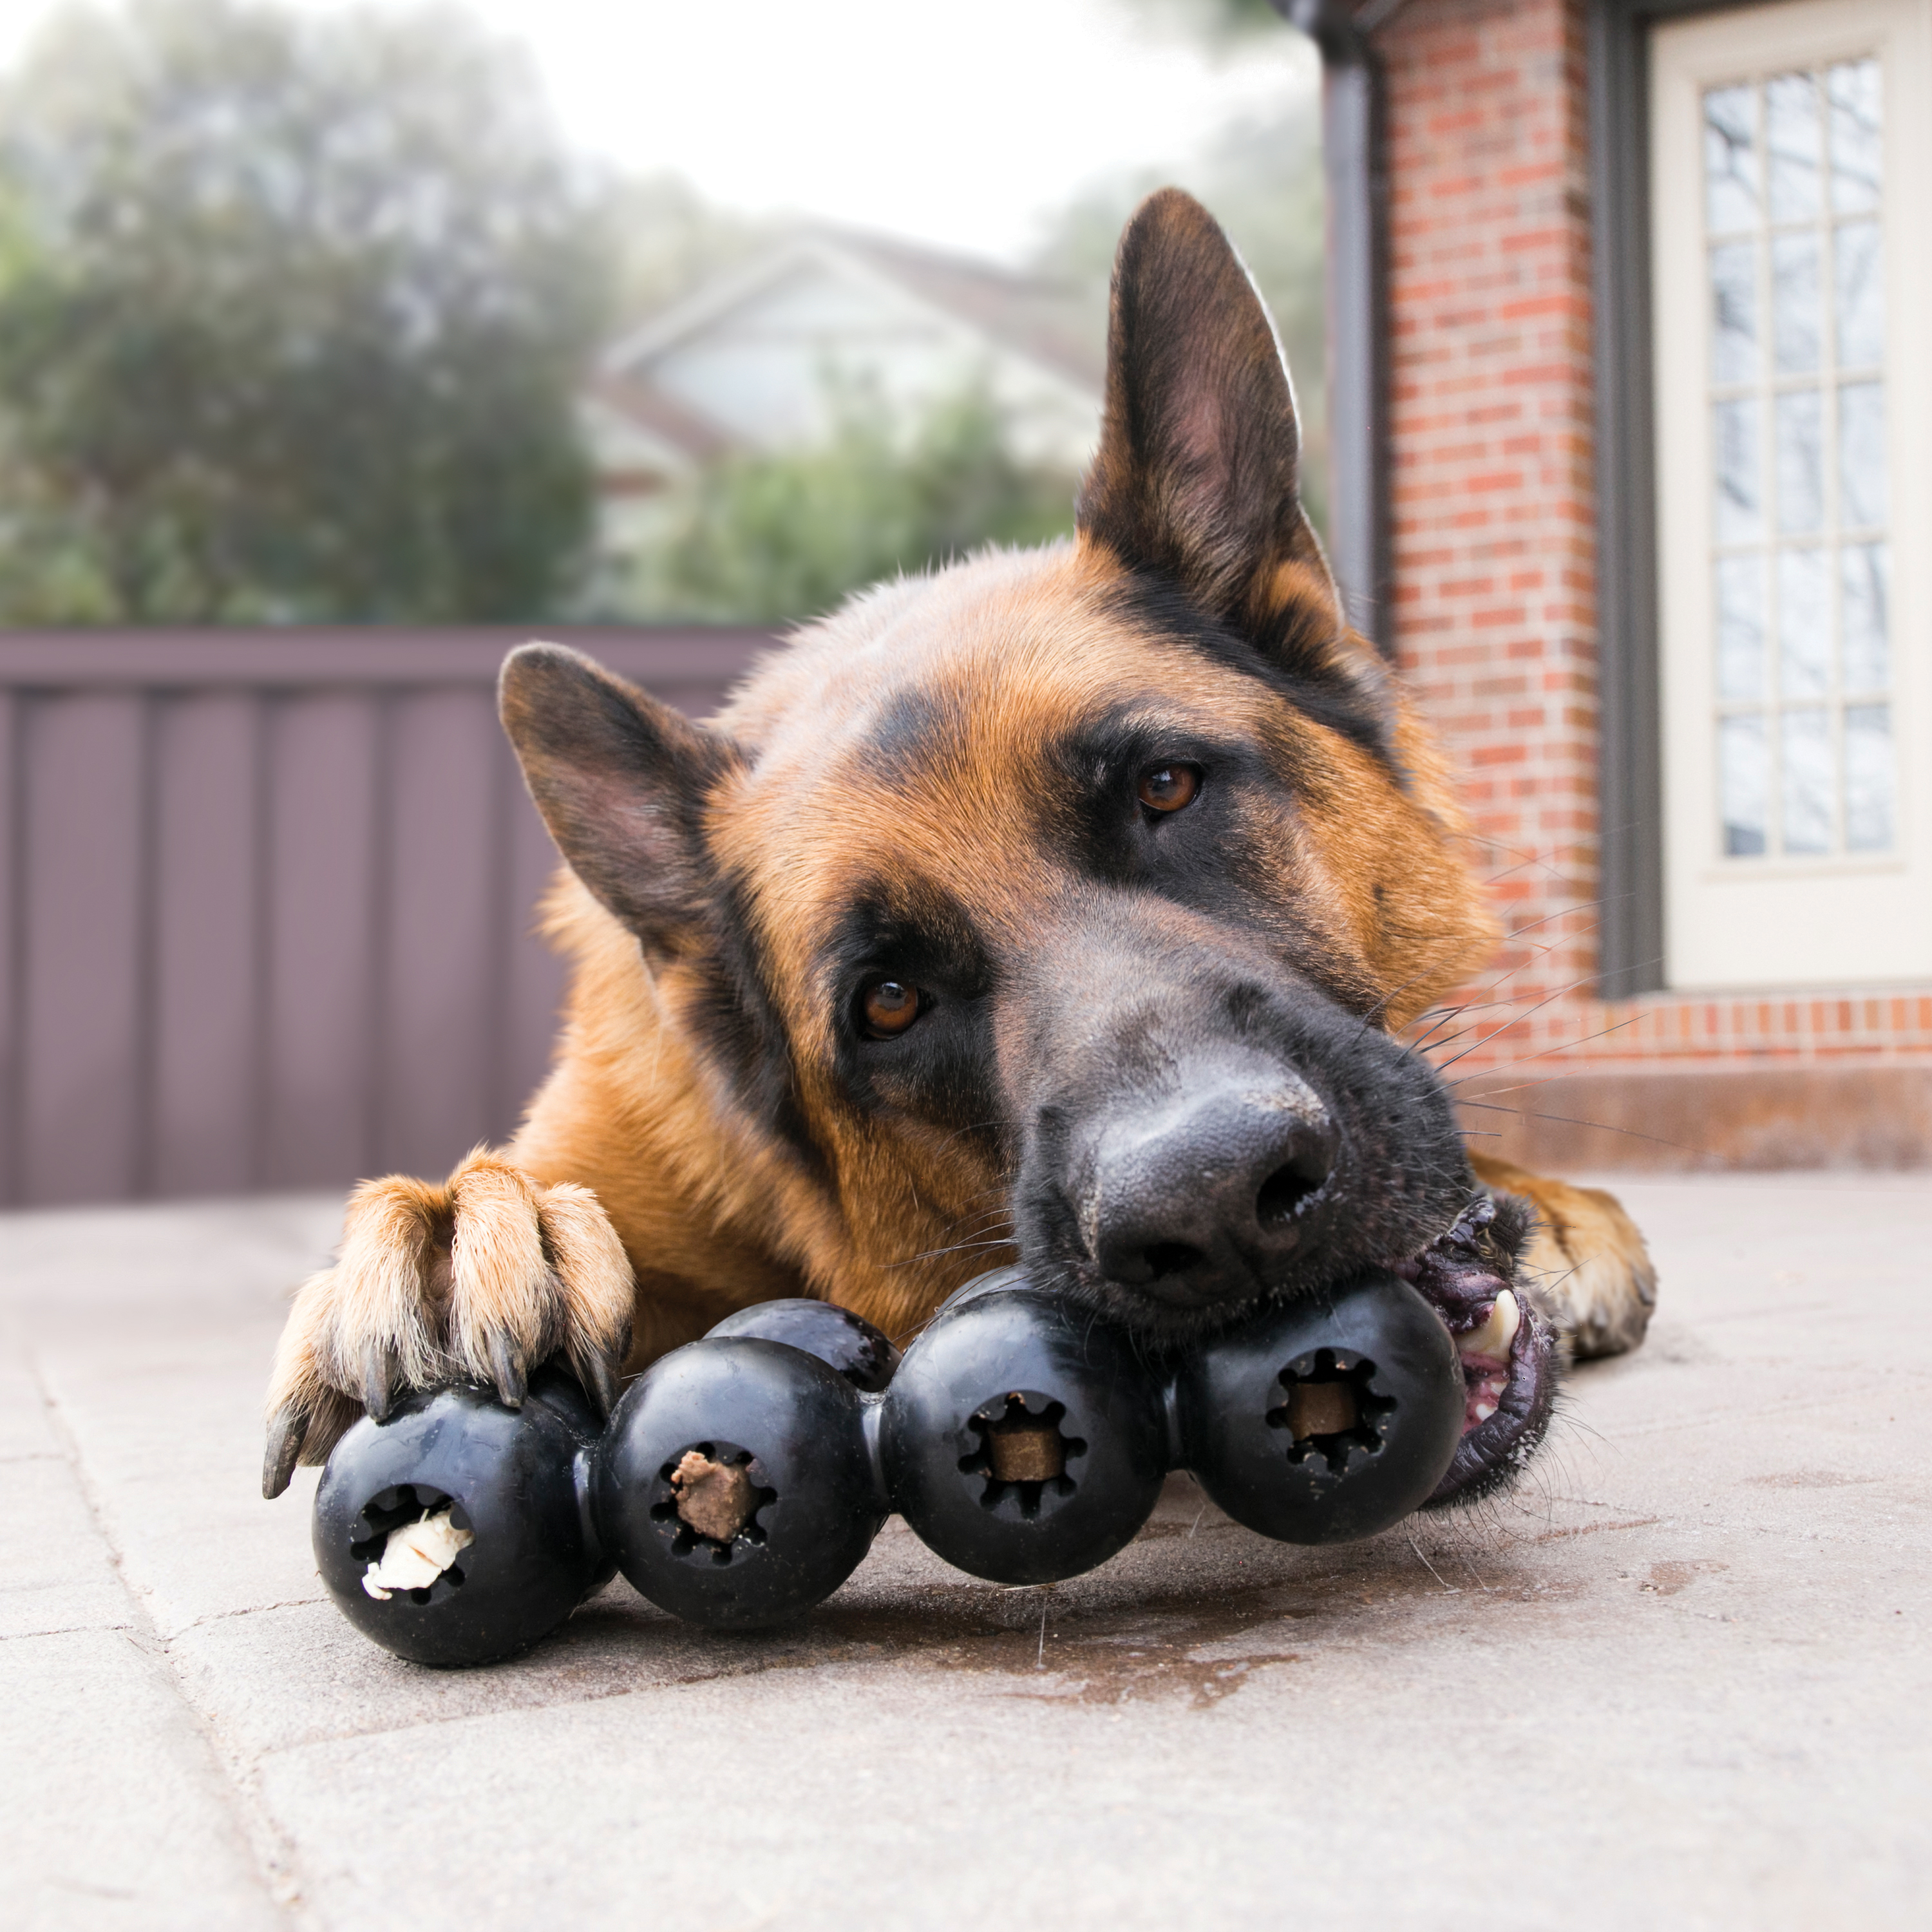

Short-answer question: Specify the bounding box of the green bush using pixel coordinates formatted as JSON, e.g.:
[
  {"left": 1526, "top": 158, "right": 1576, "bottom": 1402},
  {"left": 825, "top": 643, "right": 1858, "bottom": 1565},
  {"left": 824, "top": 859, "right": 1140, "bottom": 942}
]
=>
[{"left": 625, "top": 383, "right": 1079, "bottom": 626}]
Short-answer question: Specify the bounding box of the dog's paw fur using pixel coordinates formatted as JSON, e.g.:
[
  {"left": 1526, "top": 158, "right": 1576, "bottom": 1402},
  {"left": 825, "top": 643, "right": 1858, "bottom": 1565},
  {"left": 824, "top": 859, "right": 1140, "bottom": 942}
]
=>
[
  {"left": 261, "top": 1148, "right": 634, "bottom": 1497},
  {"left": 1468, "top": 1154, "right": 1658, "bottom": 1360}
]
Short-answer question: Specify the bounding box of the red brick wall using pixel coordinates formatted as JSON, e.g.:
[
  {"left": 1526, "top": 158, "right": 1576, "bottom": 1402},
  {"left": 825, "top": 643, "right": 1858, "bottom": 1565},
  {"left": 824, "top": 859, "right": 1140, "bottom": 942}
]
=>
[{"left": 1378, "top": 0, "right": 1932, "bottom": 1164}]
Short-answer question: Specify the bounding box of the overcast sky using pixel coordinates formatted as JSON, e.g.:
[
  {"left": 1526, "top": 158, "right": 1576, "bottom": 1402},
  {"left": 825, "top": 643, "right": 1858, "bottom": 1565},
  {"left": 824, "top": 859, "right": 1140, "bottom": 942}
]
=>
[{"left": 0, "top": 0, "right": 1316, "bottom": 259}]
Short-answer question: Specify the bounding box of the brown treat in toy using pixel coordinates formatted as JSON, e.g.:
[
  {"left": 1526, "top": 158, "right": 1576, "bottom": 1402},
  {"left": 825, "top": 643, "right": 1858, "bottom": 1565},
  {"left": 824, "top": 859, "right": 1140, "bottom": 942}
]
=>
[
  {"left": 1287, "top": 1381, "right": 1358, "bottom": 1440},
  {"left": 670, "top": 1450, "right": 757, "bottom": 1542},
  {"left": 985, "top": 1417, "right": 1066, "bottom": 1483}
]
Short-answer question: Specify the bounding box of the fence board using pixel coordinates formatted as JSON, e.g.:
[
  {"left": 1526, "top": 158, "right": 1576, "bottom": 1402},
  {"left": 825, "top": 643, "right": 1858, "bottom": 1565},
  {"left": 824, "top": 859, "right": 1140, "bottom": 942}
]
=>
[
  {"left": 0, "top": 629, "right": 768, "bottom": 1206},
  {"left": 261, "top": 691, "right": 386, "bottom": 1189},
  {"left": 151, "top": 692, "right": 265, "bottom": 1196},
  {"left": 0, "top": 692, "right": 17, "bottom": 1203},
  {"left": 378, "top": 687, "right": 504, "bottom": 1175},
  {"left": 20, "top": 694, "right": 149, "bottom": 1202}
]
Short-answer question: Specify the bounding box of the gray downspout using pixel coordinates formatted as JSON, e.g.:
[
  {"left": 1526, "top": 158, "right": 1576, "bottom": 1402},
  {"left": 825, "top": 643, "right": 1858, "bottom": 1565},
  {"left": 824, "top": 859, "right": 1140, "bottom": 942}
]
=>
[{"left": 1275, "top": 0, "right": 1402, "bottom": 656}]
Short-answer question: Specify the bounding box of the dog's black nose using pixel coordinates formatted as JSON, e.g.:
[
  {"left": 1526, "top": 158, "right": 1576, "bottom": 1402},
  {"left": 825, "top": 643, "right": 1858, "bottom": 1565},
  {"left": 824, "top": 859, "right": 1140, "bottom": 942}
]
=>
[{"left": 1078, "top": 1072, "right": 1338, "bottom": 1306}]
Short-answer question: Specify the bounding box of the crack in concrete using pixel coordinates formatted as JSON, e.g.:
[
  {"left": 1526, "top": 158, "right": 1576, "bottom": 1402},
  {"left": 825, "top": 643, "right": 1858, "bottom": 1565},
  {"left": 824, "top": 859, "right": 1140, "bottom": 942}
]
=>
[
  {"left": 0, "top": 1618, "right": 140, "bottom": 1640},
  {"left": 173, "top": 1596, "right": 330, "bottom": 1635}
]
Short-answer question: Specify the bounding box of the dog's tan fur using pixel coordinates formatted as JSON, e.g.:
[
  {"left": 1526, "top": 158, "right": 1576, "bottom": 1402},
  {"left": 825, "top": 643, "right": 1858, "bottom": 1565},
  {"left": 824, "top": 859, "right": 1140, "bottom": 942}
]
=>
[{"left": 264, "top": 191, "right": 1654, "bottom": 1492}]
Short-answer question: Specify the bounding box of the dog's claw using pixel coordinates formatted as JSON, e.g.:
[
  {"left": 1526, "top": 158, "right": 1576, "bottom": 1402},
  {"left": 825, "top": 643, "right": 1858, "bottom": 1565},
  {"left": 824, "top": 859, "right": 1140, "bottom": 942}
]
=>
[
  {"left": 489, "top": 1332, "right": 527, "bottom": 1409},
  {"left": 262, "top": 1403, "right": 308, "bottom": 1501},
  {"left": 361, "top": 1342, "right": 393, "bottom": 1422},
  {"left": 580, "top": 1347, "right": 621, "bottom": 1421}
]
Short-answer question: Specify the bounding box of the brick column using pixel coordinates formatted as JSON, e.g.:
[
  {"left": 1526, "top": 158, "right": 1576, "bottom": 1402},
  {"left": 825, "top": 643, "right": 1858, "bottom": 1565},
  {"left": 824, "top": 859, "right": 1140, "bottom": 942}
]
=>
[
  {"left": 1384, "top": 0, "right": 1598, "bottom": 1026},
  {"left": 1376, "top": 0, "right": 1932, "bottom": 1168}
]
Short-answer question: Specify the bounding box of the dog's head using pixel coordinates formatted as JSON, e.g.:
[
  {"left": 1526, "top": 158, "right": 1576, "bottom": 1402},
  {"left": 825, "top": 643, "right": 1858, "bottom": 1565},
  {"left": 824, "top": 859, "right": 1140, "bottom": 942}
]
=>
[{"left": 502, "top": 190, "right": 1502, "bottom": 1353}]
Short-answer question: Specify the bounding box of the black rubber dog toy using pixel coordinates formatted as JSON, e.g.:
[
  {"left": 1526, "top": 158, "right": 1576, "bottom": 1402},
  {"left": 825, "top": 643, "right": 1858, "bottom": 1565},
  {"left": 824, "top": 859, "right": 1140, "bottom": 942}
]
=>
[
  {"left": 312, "top": 1366, "right": 609, "bottom": 1667},
  {"left": 313, "top": 1269, "right": 1465, "bottom": 1663}
]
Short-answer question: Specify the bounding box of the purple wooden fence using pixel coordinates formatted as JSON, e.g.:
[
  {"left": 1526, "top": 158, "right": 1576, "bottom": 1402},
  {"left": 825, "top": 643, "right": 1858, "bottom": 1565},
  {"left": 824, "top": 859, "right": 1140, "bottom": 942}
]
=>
[{"left": 0, "top": 629, "right": 774, "bottom": 1207}]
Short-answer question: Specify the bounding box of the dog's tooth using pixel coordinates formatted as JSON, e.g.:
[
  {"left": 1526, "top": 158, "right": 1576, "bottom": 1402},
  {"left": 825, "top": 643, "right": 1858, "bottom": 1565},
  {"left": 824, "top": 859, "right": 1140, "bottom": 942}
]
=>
[
  {"left": 1459, "top": 1289, "right": 1520, "bottom": 1361},
  {"left": 1496, "top": 1290, "right": 1522, "bottom": 1352},
  {"left": 1471, "top": 1399, "right": 1499, "bottom": 1425}
]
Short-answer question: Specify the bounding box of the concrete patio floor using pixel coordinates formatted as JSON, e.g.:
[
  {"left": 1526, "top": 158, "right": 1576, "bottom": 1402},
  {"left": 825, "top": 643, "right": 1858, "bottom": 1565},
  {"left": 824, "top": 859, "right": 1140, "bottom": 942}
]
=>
[{"left": 2, "top": 1172, "right": 1926, "bottom": 1931}]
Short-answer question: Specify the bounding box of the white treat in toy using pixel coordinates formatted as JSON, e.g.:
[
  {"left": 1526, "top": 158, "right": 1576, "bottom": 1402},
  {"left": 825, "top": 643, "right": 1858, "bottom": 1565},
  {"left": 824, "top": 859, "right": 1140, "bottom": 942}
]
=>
[{"left": 361, "top": 1506, "right": 473, "bottom": 1600}]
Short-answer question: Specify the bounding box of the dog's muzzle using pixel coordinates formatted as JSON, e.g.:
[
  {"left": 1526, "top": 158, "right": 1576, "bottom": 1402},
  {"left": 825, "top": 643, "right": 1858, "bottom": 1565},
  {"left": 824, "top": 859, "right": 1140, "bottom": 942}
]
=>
[{"left": 1070, "top": 1061, "right": 1340, "bottom": 1311}]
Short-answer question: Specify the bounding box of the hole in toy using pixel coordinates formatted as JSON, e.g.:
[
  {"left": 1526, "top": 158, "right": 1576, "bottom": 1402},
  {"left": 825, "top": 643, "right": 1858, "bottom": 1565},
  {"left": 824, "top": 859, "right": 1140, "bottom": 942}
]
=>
[
  {"left": 1265, "top": 1350, "right": 1397, "bottom": 1476},
  {"left": 350, "top": 1486, "right": 471, "bottom": 1603},
  {"left": 649, "top": 1441, "right": 775, "bottom": 1562},
  {"left": 959, "top": 1393, "right": 1085, "bottom": 1519}
]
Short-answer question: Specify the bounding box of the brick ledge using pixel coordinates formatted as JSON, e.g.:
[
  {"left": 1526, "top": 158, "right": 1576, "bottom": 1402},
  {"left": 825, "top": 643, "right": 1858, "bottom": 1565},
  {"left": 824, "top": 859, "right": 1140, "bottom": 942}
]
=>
[{"left": 1457, "top": 1063, "right": 1932, "bottom": 1172}]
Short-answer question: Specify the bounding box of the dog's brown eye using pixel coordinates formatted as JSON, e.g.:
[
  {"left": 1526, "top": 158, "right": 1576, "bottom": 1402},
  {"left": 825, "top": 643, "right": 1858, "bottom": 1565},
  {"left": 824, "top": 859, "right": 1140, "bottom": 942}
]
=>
[
  {"left": 860, "top": 980, "right": 922, "bottom": 1038},
  {"left": 1137, "top": 764, "right": 1200, "bottom": 813}
]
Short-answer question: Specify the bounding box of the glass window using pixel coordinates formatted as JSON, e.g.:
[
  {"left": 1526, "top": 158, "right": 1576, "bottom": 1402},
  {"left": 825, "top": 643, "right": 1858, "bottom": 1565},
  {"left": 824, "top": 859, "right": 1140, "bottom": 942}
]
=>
[{"left": 1700, "top": 55, "right": 1893, "bottom": 860}]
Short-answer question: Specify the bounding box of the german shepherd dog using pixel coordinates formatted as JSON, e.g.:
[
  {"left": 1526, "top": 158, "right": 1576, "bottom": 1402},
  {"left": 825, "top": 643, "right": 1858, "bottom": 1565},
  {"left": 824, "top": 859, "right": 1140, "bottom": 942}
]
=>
[{"left": 263, "top": 191, "right": 1655, "bottom": 1515}]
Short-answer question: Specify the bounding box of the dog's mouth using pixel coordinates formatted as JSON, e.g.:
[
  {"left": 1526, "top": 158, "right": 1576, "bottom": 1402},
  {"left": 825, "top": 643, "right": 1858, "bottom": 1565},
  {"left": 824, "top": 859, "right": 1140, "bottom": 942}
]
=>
[
  {"left": 1392, "top": 1194, "right": 1559, "bottom": 1508},
  {"left": 1034, "top": 1186, "right": 1557, "bottom": 1507}
]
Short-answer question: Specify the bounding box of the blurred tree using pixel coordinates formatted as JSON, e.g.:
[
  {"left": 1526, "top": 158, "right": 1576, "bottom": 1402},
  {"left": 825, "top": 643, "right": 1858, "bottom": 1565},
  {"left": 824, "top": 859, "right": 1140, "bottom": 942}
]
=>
[
  {"left": 1029, "top": 97, "right": 1328, "bottom": 536},
  {"left": 0, "top": 0, "right": 612, "bottom": 623},
  {"left": 1115, "top": 0, "right": 1287, "bottom": 41},
  {"left": 627, "top": 381, "right": 1078, "bottom": 626},
  {"left": 0, "top": 173, "right": 118, "bottom": 621},
  {"left": 1052, "top": 0, "right": 1327, "bottom": 528},
  {"left": 605, "top": 174, "right": 779, "bottom": 334}
]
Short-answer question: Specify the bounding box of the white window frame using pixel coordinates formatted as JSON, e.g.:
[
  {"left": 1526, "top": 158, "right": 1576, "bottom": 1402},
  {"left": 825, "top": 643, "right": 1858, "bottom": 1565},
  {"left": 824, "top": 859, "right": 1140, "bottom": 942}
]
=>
[{"left": 1651, "top": 0, "right": 1932, "bottom": 990}]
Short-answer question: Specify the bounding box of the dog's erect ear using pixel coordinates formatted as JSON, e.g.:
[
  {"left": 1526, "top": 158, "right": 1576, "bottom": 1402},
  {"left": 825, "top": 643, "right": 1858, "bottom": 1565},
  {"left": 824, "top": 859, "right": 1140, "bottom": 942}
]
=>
[
  {"left": 500, "top": 643, "right": 737, "bottom": 953},
  {"left": 1078, "top": 189, "right": 1359, "bottom": 681}
]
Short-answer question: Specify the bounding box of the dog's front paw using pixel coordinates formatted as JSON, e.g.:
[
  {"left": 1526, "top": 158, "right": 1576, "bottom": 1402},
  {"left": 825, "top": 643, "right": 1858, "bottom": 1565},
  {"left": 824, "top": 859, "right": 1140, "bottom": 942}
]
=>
[
  {"left": 1468, "top": 1155, "right": 1658, "bottom": 1360},
  {"left": 261, "top": 1150, "right": 634, "bottom": 1497}
]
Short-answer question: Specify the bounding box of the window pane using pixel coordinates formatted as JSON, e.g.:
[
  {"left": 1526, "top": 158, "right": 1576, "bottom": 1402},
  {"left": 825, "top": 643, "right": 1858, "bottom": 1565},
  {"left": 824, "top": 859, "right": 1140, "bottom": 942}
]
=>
[
  {"left": 1828, "top": 58, "right": 1882, "bottom": 213},
  {"left": 1777, "top": 547, "right": 1830, "bottom": 697},
  {"left": 1711, "top": 240, "right": 1758, "bottom": 383},
  {"left": 1839, "top": 380, "right": 1887, "bottom": 526},
  {"left": 1833, "top": 220, "right": 1884, "bottom": 367},
  {"left": 1704, "top": 84, "right": 1760, "bottom": 232},
  {"left": 1841, "top": 542, "right": 1889, "bottom": 693},
  {"left": 1774, "top": 388, "right": 1822, "bottom": 533},
  {"left": 1714, "top": 397, "right": 1762, "bottom": 541},
  {"left": 1771, "top": 232, "right": 1820, "bottom": 373},
  {"left": 1766, "top": 71, "right": 1822, "bottom": 222},
  {"left": 1716, "top": 554, "right": 1766, "bottom": 699},
  {"left": 1844, "top": 703, "right": 1895, "bottom": 851},
  {"left": 1719, "top": 713, "right": 1768, "bottom": 856},
  {"left": 1780, "top": 707, "right": 1834, "bottom": 853}
]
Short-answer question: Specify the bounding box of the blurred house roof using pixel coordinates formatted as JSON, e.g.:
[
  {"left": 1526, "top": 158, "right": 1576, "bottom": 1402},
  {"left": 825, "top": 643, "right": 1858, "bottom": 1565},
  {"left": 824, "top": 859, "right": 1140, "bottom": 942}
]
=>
[{"left": 584, "top": 229, "right": 1104, "bottom": 493}]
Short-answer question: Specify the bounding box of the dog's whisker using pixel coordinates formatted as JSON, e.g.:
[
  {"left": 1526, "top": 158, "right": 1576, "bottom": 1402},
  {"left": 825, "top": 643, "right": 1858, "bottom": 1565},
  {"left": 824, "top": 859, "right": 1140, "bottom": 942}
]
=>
[
  {"left": 1430, "top": 968, "right": 1636, "bottom": 1074},
  {"left": 882, "top": 1236, "right": 1020, "bottom": 1270},
  {"left": 931, "top": 1203, "right": 1016, "bottom": 1235},
  {"left": 931, "top": 1119, "right": 1009, "bottom": 1155},
  {"left": 1404, "top": 937, "right": 1617, "bottom": 1060},
  {"left": 1455, "top": 1097, "right": 1705, "bottom": 1157},
  {"left": 1441, "top": 1008, "right": 1650, "bottom": 1083},
  {"left": 1405, "top": 1533, "right": 1460, "bottom": 1594}
]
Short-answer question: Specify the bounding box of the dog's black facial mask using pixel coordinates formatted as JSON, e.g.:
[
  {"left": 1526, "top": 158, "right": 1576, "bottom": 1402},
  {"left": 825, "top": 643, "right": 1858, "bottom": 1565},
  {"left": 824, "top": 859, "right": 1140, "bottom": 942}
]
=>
[{"left": 1000, "top": 896, "right": 1473, "bottom": 1340}]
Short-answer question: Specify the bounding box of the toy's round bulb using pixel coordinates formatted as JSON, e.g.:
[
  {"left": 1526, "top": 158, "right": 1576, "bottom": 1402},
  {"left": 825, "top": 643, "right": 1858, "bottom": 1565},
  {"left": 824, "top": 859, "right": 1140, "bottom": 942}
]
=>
[
  {"left": 880, "top": 1276, "right": 1166, "bottom": 1586},
  {"left": 701, "top": 1297, "right": 899, "bottom": 1391},
  {"left": 594, "top": 1336, "right": 878, "bottom": 1629},
  {"left": 311, "top": 1368, "right": 605, "bottom": 1667},
  {"left": 1176, "top": 1269, "right": 1465, "bottom": 1544}
]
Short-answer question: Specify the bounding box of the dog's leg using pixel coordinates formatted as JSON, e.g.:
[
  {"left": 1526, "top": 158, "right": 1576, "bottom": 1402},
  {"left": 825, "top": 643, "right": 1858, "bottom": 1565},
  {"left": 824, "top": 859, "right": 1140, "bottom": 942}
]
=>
[
  {"left": 261, "top": 1148, "right": 634, "bottom": 1497},
  {"left": 1468, "top": 1153, "right": 1658, "bottom": 1359}
]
